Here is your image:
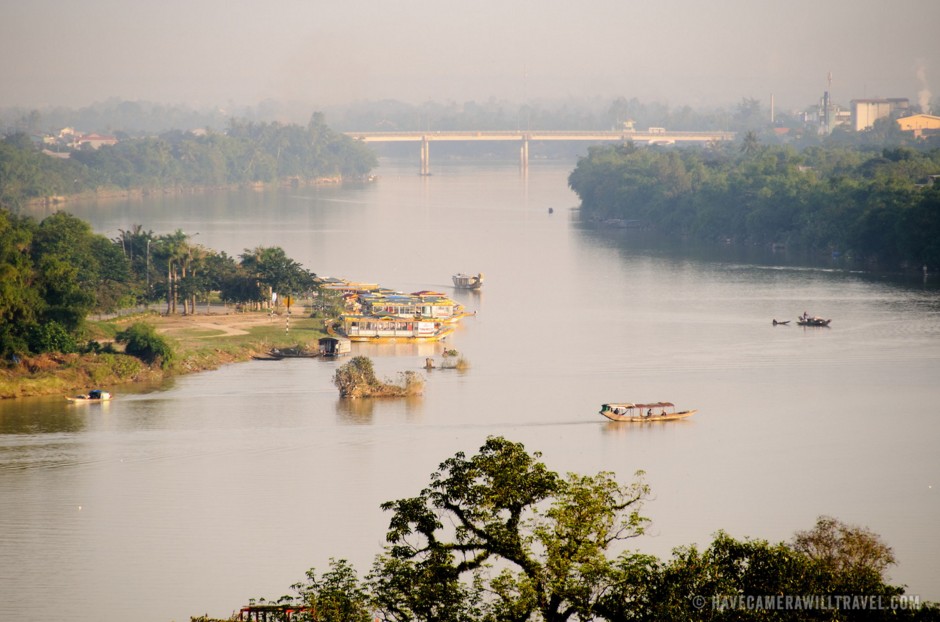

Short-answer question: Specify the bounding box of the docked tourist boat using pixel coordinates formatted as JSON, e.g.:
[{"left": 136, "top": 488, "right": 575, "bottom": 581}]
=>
[
  {"left": 357, "top": 290, "right": 469, "bottom": 323},
  {"left": 67, "top": 389, "right": 112, "bottom": 402},
  {"left": 333, "top": 315, "right": 454, "bottom": 343},
  {"left": 797, "top": 316, "right": 831, "bottom": 327},
  {"left": 599, "top": 402, "right": 697, "bottom": 422},
  {"left": 452, "top": 272, "right": 484, "bottom": 290}
]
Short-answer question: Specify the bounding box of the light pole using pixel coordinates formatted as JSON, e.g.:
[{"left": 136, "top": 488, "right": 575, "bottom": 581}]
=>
[{"left": 146, "top": 239, "right": 151, "bottom": 291}]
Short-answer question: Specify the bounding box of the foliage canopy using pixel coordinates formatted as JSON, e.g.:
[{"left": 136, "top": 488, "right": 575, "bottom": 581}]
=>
[
  {"left": 568, "top": 144, "right": 940, "bottom": 268},
  {"left": 243, "top": 437, "right": 936, "bottom": 622}
]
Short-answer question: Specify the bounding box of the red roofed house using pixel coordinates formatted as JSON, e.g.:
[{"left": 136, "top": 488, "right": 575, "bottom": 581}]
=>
[{"left": 75, "top": 133, "right": 118, "bottom": 149}]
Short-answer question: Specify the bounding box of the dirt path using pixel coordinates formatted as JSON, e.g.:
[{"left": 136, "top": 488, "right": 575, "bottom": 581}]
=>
[{"left": 146, "top": 308, "right": 301, "bottom": 339}]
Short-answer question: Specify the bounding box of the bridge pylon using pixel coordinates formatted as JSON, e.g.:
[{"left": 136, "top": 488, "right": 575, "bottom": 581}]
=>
[
  {"left": 520, "top": 136, "right": 529, "bottom": 173},
  {"left": 420, "top": 136, "right": 430, "bottom": 176}
]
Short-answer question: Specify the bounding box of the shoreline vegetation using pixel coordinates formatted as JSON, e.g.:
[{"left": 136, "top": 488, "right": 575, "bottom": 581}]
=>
[
  {"left": 568, "top": 143, "right": 940, "bottom": 271},
  {"left": 0, "top": 308, "right": 327, "bottom": 400},
  {"left": 23, "top": 174, "right": 348, "bottom": 210},
  {"left": 1, "top": 113, "right": 377, "bottom": 213}
]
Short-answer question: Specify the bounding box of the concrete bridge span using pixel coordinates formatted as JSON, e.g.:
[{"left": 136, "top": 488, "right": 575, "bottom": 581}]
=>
[{"left": 343, "top": 130, "right": 736, "bottom": 175}]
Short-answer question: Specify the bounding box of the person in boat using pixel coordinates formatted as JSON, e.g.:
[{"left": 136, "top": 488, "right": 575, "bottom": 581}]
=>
[{"left": 645, "top": 409, "right": 652, "bottom": 417}]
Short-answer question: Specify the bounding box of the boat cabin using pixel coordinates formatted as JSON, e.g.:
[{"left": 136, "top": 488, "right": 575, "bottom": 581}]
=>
[
  {"left": 318, "top": 336, "right": 351, "bottom": 357},
  {"left": 453, "top": 272, "right": 484, "bottom": 289},
  {"left": 341, "top": 314, "right": 450, "bottom": 340},
  {"left": 602, "top": 402, "right": 676, "bottom": 418},
  {"left": 356, "top": 291, "right": 461, "bottom": 320}
]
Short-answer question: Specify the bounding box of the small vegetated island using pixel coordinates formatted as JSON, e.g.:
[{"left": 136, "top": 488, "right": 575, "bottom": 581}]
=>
[
  {"left": 568, "top": 142, "right": 940, "bottom": 270},
  {"left": 333, "top": 355, "right": 424, "bottom": 398}
]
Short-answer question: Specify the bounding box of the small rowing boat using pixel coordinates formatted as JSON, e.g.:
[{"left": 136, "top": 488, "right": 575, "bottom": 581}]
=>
[
  {"left": 797, "top": 317, "right": 831, "bottom": 327},
  {"left": 67, "top": 389, "right": 112, "bottom": 402}
]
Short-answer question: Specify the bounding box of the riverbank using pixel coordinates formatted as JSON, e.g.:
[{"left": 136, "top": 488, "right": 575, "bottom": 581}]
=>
[
  {"left": 0, "top": 309, "right": 328, "bottom": 399},
  {"left": 24, "top": 175, "right": 348, "bottom": 209}
]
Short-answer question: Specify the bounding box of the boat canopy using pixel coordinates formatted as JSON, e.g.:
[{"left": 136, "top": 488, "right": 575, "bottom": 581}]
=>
[{"left": 603, "top": 402, "right": 675, "bottom": 410}]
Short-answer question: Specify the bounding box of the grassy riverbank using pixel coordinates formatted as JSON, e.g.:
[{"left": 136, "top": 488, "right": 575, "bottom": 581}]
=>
[{"left": 0, "top": 308, "right": 328, "bottom": 399}]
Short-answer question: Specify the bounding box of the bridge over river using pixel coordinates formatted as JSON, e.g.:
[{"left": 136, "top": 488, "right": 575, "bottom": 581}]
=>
[{"left": 344, "top": 129, "right": 736, "bottom": 174}]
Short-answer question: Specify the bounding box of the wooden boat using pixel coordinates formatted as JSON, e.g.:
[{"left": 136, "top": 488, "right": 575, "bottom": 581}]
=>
[
  {"left": 772, "top": 319, "right": 790, "bottom": 326},
  {"left": 452, "top": 272, "right": 483, "bottom": 289},
  {"left": 67, "top": 389, "right": 111, "bottom": 402},
  {"left": 358, "top": 290, "right": 469, "bottom": 323},
  {"left": 318, "top": 336, "right": 351, "bottom": 357},
  {"left": 331, "top": 316, "right": 454, "bottom": 343},
  {"left": 599, "top": 402, "right": 697, "bottom": 422},
  {"left": 253, "top": 347, "right": 317, "bottom": 360},
  {"left": 797, "top": 317, "right": 831, "bottom": 327}
]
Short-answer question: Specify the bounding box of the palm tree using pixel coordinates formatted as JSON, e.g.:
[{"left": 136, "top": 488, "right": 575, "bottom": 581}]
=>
[
  {"left": 740, "top": 130, "right": 761, "bottom": 156},
  {"left": 154, "top": 230, "right": 191, "bottom": 314}
]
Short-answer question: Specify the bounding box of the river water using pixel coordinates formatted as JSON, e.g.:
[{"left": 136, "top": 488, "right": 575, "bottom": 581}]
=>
[{"left": 3, "top": 160, "right": 940, "bottom": 621}]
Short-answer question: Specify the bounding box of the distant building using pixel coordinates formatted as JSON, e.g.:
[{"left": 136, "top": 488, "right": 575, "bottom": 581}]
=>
[
  {"left": 804, "top": 93, "right": 850, "bottom": 134},
  {"left": 851, "top": 98, "right": 910, "bottom": 131},
  {"left": 74, "top": 133, "right": 118, "bottom": 150},
  {"left": 897, "top": 114, "right": 940, "bottom": 138}
]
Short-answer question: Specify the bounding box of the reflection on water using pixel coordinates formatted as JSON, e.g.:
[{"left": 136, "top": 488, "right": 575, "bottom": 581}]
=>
[
  {"left": 0, "top": 396, "right": 90, "bottom": 435},
  {"left": 335, "top": 394, "right": 426, "bottom": 424},
  {"left": 4, "top": 160, "right": 940, "bottom": 622}
]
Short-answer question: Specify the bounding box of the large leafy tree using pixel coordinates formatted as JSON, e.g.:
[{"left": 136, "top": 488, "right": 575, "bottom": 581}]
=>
[
  {"left": 283, "top": 559, "right": 373, "bottom": 622},
  {"left": 0, "top": 210, "right": 40, "bottom": 356},
  {"left": 30, "top": 212, "right": 108, "bottom": 331},
  {"left": 792, "top": 515, "right": 896, "bottom": 580},
  {"left": 374, "top": 436, "right": 650, "bottom": 622},
  {"left": 239, "top": 246, "right": 316, "bottom": 311},
  {"left": 240, "top": 440, "right": 937, "bottom": 622}
]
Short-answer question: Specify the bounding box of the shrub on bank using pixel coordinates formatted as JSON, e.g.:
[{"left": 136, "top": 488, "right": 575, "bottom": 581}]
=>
[{"left": 115, "top": 322, "right": 175, "bottom": 369}]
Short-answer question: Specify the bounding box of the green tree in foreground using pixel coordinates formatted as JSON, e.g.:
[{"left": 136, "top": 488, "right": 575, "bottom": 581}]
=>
[
  {"left": 275, "top": 559, "right": 372, "bottom": 622},
  {"left": 793, "top": 514, "right": 896, "bottom": 577},
  {"left": 238, "top": 438, "right": 937, "bottom": 622},
  {"left": 375, "top": 436, "right": 650, "bottom": 622}
]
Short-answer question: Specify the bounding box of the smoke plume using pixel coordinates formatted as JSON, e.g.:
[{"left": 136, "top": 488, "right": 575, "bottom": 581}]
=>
[{"left": 916, "top": 60, "right": 932, "bottom": 113}]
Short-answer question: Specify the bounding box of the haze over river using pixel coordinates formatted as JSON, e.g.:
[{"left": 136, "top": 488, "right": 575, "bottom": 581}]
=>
[{"left": 3, "top": 160, "right": 939, "bottom": 621}]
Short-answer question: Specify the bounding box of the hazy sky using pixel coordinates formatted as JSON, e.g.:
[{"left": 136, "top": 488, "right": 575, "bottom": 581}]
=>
[{"left": 3, "top": 0, "right": 938, "bottom": 112}]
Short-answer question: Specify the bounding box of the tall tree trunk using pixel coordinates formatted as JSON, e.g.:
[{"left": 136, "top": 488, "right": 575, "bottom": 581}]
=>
[
  {"left": 166, "top": 263, "right": 173, "bottom": 315},
  {"left": 172, "top": 268, "right": 179, "bottom": 314}
]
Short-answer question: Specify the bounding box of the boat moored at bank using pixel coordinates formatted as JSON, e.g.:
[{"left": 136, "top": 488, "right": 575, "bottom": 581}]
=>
[{"left": 333, "top": 315, "right": 454, "bottom": 343}]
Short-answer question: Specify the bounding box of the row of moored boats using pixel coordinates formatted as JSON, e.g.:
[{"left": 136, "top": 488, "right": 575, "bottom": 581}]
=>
[{"left": 321, "top": 273, "right": 483, "bottom": 343}]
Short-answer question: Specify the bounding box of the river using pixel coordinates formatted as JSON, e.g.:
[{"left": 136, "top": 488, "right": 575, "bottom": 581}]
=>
[{"left": 3, "top": 159, "right": 939, "bottom": 621}]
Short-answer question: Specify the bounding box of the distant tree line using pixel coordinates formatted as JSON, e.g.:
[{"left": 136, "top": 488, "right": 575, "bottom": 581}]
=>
[
  {"left": 231, "top": 437, "right": 936, "bottom": 622},
  {"left": 0, "top": 209, "right": 317, "bottom": 358},
  {"left": 568, "top": 142, "right": 940, "bottom": 269},
  {"left": 0, "top": 113, "right": 376, "bottom": 211},
  {"left": 6, "top": 97, "right": 938, "bottom": 177}
]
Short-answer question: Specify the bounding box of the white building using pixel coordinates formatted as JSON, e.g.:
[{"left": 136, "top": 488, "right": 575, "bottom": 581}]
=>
[{"left": 851, "top": 98, "right": 910, "bottom": 131}]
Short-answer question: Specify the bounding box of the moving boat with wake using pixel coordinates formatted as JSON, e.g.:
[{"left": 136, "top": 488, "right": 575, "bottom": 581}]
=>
[{"left": 599, "top": 402, "right": 697, "bottom": 422}]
